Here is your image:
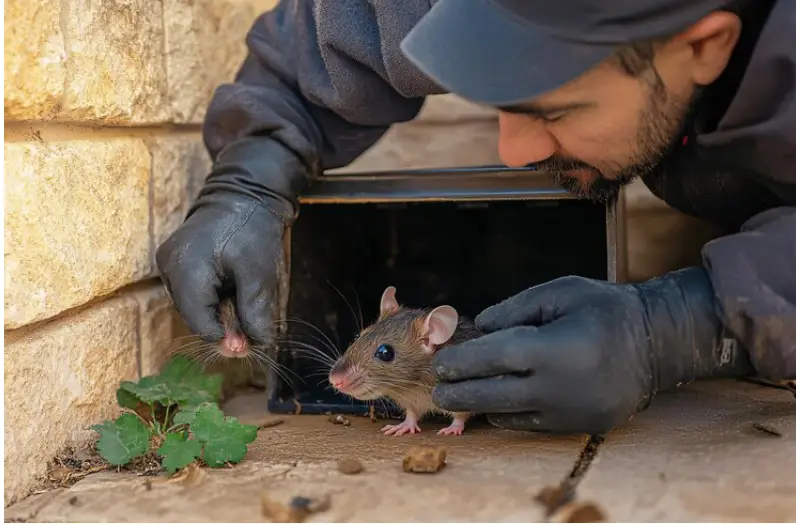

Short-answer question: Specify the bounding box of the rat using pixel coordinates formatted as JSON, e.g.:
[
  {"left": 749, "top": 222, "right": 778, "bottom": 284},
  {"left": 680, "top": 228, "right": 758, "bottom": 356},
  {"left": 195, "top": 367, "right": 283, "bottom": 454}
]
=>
[
  {"left": 215, "top": 297, "right": 251, "bottom": 358},
  {"left": 327, "top": 286, "right": 483, "bottom": 436}
]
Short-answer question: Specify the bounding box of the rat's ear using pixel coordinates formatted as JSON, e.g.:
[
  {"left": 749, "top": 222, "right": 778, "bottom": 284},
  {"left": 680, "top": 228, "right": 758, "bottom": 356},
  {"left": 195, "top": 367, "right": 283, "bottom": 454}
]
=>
[
  {"left": 379, "top": 286, "right": 399, "bottom": 318},
  {"left": 422, "top": 305, "right": 459, "bottom": 353}
]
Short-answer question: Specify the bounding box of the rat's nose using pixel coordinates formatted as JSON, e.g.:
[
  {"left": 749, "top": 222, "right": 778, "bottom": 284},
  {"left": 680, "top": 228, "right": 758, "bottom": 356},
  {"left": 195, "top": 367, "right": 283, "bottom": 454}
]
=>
[{"left": 329, "top": 372, "right": 351, "bottom": 391}]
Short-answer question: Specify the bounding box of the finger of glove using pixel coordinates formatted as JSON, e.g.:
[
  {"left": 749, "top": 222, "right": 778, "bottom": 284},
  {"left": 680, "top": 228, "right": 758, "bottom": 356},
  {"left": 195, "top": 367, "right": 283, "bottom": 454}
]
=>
[
  {"left": 230, "top": 248, "right": 279, "bottom": 344},
  {"left": 168, "top": 263, "right": 225, "bottom": 341},
  {"left": 432, "top": 325, "right": 552, "bottom": 381},
  {"left": 475, "top": 276, "right": 595, "bottom": 332},
  {"left": 485, "top": 412, "right": 576, "bottom": 433},
  {"left": 488, "top": 410, "right": 617, "bottom": 435},
  {"left": 432, "top": 374, "right": 546, "bottom": 413}
]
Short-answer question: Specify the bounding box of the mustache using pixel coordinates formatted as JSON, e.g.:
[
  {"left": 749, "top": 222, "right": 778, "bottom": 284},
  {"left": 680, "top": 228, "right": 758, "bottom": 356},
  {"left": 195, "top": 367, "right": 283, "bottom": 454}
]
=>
[
  {"left": 525, "top": 156, "right": 628, "bottom": 203},
  {"left": 526, "top": 155, "right": 597, "bottom": 174}
]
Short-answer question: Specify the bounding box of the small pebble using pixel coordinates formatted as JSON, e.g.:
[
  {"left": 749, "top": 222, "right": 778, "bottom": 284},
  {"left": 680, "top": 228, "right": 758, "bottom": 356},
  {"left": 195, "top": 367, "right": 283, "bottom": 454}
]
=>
[
  {"left": 402, "top": 446, "right": 447, "bottom": 473},
  {"left": 337, "top": 458, "right": 363, "bottom": 475},
  {"left": 551, "top": 501, "right": 607, "bottom": 522},
  {"left": 328, "top": 415, "right": 350, "bottom": 426}
]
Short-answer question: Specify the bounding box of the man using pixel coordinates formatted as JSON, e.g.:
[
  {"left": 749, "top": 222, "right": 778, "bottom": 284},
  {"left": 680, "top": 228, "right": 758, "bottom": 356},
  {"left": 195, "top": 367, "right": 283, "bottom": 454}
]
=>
[{"left": 156, "top": 0, "right": 795, "bottom": 434}]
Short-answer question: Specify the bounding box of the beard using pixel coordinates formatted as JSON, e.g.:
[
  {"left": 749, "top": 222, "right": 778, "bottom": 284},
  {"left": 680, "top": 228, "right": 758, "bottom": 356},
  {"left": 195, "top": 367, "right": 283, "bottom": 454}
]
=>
[{"left": 531, "top": 84, "right": 701, "bottom": 203}]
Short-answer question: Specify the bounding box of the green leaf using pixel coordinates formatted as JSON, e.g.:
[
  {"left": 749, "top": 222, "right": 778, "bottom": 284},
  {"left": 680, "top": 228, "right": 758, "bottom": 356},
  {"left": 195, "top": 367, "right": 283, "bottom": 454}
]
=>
[
  {"left": 115, "top": 387, "right": 141, "bottom": 410},
  {"left": 90, "top": 413, "right": 151, "bottom": 466},
  {"left": 190, "top": 403, "right": 258, "bottom": 468},
  {"left": 172, "top": 403, "right": 202, "bottom": 426},
  {"left": 158, "top": 356, "right": 224, "bottom": 407},
  {"left": 118, "top": 376, "right": 173, "bottom": 406},
  {"left": 157, "top": 432, "right": 202, "bottom": 474}
]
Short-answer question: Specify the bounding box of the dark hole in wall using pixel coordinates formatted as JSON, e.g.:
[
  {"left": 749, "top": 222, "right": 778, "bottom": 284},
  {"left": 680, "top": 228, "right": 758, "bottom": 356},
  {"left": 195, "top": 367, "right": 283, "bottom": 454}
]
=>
[{"left": 268, "top": 199, "right": 608, "bottom": 416}]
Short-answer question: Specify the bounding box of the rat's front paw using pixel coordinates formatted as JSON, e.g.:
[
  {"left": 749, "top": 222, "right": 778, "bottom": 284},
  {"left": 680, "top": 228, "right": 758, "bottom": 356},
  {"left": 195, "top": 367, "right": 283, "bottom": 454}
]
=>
[
  {"left": 381, "top": 419, "right": 421, "bottom": 436},
  {"left": 437, "top": 421, "right": 465, "bottom": 436}
]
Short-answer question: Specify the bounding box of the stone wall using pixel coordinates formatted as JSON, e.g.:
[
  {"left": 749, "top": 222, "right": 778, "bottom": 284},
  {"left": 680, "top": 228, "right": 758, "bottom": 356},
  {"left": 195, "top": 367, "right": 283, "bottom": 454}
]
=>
[
  {"left": 3, "top": 0, "right": 280, "bottom": 506},
  {"left": 3, "top": 0, "right": 723, "bottom": 507}
]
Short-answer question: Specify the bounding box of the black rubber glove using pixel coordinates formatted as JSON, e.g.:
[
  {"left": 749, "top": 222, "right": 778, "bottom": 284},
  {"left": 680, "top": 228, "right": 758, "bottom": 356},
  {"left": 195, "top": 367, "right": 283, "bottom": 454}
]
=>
[
  {"left": 155, "top": 138, "right": 310, "bottom": 343},
  {"left": 431, "top": 268, "right": 754, "bottom": 434}
]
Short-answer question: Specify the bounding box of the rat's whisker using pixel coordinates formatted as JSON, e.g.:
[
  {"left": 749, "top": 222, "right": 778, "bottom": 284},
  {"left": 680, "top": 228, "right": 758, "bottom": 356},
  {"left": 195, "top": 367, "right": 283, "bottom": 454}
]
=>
[
  {"left": 249, "top": 347, "right": 304, "bottom": 387},
  {"left": 280, "top": 318, "right": 339, "bottom": 354},
  {"left": 325, "top": 280, "right": 361, "bottom": 335},
  {"left": 351, "top": 284, "right": 364, "bottom": 333}
]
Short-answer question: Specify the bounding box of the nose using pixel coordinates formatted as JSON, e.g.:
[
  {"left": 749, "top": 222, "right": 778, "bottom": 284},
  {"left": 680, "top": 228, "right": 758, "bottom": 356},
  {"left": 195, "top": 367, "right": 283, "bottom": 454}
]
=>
[
  {"left": 329, "top": 372, "right": 351, "bottom": 390},
  {"left": 497, "top": 113, "right": 558, "bottom": 167}
]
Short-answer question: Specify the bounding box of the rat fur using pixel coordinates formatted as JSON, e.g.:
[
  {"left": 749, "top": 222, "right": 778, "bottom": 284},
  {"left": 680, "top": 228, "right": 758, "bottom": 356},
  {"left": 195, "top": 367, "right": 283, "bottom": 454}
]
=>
[{"left": 328, "top": 286, "right": 482, "bottom": 436}]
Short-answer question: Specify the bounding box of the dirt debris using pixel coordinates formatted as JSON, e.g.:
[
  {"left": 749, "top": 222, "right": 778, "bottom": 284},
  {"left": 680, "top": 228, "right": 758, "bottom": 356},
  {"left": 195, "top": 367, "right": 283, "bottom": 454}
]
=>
[
  {"left": 261, "top": 493, "right": 332, "bottom": 522},
  {"left": 752, "top": 422, "right": 782, "bottom": 437},
  {"left": 402, "top": 446, "right": 447, "bottom": 473},
  {"left": 535, "top": 485, "right": 573, "bottom": 515},
  {"left": 41, "top": 444, "right": 110, "bottom": 490},
  {"left": 337, "top": 458, "right": 363, "bottom": 475},
  {"left": 328, "top": 414, "right": 350, "bottom": 426},
  {"left": 551, "top": 501, "right": 607, "bottom": 522}
]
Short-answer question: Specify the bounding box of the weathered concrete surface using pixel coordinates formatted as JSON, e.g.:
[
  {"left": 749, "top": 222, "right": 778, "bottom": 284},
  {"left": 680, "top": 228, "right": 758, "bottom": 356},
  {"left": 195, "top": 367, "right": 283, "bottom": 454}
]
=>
[
  {"left": 6, "top": 380, "right": 794, "bottom": 522},
  {"left": 578, "top": 380, "right": 796, "bottom": 522}
]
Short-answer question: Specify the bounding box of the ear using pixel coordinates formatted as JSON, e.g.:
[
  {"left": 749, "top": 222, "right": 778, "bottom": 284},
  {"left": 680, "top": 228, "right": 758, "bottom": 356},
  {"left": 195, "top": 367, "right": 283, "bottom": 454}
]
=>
[
  {"left": 422, "top": 305, "right": 459, "bottom": 354},
  {"left": 379, "top": 286, "right": 399, "bottom": 318},
  {"left": 668, "top": 10, "right": 741, "bottom": 86}
]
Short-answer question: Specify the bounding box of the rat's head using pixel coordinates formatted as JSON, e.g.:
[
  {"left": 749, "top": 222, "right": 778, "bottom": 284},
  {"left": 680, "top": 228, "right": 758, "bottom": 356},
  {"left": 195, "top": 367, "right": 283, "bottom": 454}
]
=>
[
  {"left": 215, "top": 298, "right": 250, "bottom": 359},
  {"left": 328, "top": 286, "right": 459, "bottom": 401}
]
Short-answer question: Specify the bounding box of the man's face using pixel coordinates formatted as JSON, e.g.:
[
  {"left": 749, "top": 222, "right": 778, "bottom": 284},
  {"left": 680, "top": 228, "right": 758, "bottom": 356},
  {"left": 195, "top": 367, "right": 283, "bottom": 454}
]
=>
[{"left": 496, "top": 51, "right": 701, "bottom": 202}]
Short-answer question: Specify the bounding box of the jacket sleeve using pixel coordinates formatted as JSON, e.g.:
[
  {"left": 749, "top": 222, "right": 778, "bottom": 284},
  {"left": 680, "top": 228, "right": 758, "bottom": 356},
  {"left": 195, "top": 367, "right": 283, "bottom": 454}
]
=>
[
  {"left": 199, "top": 0, "right": 444, "bottom": 216},
  {"left": 701, "top": 206, "right": 796, "bottom": 380}
]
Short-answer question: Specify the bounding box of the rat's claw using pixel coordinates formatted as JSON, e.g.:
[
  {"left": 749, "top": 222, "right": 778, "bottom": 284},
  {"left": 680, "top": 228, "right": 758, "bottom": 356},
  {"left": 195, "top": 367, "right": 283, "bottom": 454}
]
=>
[
  {"left": 381, "top": 420, "right": 421, "bottom": 436},
  {"left": 437, "top": 422, "right": 465, "bottom": 436}
]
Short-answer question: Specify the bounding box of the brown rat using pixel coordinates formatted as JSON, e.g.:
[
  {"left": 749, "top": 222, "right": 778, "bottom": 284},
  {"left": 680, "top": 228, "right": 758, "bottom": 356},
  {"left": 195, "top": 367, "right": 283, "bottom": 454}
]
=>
[
  {"left": 328, "top": 286, "right": 482, "bottom": 436},
  {"left": 216, "top": 297, "right": 251, "bottom": 358}
]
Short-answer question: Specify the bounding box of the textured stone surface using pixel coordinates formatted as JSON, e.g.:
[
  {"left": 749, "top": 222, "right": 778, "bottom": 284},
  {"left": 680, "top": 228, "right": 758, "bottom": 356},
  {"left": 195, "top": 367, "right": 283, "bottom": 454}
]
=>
[
  {"left": 164, "top": 0, "right": 260, "bottom": 123},
  {"left": 3, "top": 298, "right": 139, "bottom": 506},
  {"left": 4, "top": 0, "right": 67, "bottom": 120},
  {"left": 578, "top": 381, "right": 796, "bottom": 522},
  {"left": 4, "top": 140, "right": 151, "bottom": 329},
  {"left": 147, "top": 134, "right": 212, "bottom": 253},
  {"left": 5, "top": 0, "right": 170, "bottom": 123},
  {"left": 60, "top": 0, "right": 169, "bottom": 123},
  {"left": 131, "top": 283, "right": 182, "bottom": 377},
  {"left": 12, "top": 382, "right": 795, "bottom": 522}
]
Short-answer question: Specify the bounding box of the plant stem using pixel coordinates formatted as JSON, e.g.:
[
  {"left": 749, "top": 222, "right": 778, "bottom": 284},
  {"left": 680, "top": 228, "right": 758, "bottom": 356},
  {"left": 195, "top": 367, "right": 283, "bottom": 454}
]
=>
[
  {"left": 163, "top": 403, "right": 172, "bottom": 430},
  {"left": 150, "top": 404, "right": 162, "bottom": 435}
]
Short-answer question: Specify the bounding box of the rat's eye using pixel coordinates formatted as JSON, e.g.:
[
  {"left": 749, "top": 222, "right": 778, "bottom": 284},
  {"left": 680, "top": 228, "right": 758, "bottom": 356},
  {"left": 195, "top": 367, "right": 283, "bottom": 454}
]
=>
[{"left": 373, "top": 344, "right": 395, "bottom": 362}]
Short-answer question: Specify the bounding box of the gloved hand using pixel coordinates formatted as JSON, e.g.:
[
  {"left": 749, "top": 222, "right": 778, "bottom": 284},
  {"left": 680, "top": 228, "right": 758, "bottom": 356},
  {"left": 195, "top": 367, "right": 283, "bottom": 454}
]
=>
[
  {"left": 155, "top": 138, "right": 309, "bottom": 343},
  {"left": 431, "top": 268, "right": 754, "bottom": 434}
]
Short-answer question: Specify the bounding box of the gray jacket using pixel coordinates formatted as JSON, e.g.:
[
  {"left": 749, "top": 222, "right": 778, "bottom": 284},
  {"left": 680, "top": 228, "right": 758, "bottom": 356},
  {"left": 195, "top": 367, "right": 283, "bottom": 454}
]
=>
[{"left": 201, "top": 0, "right": 795, "bottom": 380}]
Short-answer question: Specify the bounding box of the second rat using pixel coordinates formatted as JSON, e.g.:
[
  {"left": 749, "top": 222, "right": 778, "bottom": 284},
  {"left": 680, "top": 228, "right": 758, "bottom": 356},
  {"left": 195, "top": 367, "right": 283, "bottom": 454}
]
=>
[{"left": 328, "top": 286, "right": 482, "bottom": 436}]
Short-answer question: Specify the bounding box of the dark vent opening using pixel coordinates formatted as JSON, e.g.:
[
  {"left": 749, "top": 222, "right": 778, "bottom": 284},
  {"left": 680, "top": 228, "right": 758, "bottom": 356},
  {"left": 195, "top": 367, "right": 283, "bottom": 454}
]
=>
[{"left": 268, "top": 199, "right": 608, "bottom": 416}]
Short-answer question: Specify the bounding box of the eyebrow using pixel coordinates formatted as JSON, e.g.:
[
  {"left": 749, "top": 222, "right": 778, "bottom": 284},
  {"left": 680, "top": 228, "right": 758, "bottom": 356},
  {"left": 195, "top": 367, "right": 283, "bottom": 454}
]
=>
[{"left": 497, "top": 101, "right": 594, "bottom": 118}]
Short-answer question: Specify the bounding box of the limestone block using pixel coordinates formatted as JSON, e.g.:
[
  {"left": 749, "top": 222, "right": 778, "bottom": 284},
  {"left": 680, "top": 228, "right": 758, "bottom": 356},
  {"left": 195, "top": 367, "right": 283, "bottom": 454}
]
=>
[
  {"left": 164, "top": 0, "right": 260, "bottom": 123},
  {"left": 147, "top": 135, "right": 212, "bottom": 254},
  {"left": 3, "top": 297, "right": 139, "bottom": 506},
  {"left": 4, "top": 0, "right": 67, "bottom": 120},
  {"left": 4, "top": 0, "right": 169, "bottom": 123},
  {"left": 60, "top": 0, "right": 170, "bottom": 123},
  {"left": 4, "top": 139, "right": 151, "bottom": 329},
  {"left": 131, "top": 284, "right": 179, "bottom": 377}
]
